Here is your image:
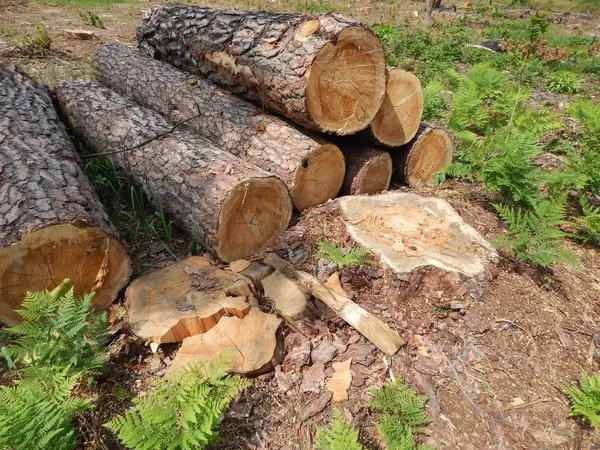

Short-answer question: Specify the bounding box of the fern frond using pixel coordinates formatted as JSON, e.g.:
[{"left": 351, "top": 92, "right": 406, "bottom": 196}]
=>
[
  {"left": 562, "top": 372, "right": 600, "bottom": 430},
  {"left": 314, "top": 242, "right": 376, "bottom": 269},
  {"left": 315, "top": 409, "right": 362, "bottom": 450}
]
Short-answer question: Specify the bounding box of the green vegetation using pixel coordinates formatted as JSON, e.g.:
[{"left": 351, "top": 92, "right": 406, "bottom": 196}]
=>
[
  {"left": 574, "top": 197, "right": 600, "bottom": 245},
  {"left": 314, "top": 242, "right": 376, "bottom": 269},
  {"left": 547, "top": 70, "right": 580, "bottom": 94},
  {"left": 78, "top": 10, "right": 105, "bottom": 29},
  {"left": 562, "top": 372, "right": 600, "bottom": 430},
  {"left": 105, "top": 360, "right": 250, "bottom": 450},
  {"left": 19, "top": 24, "right": 52, "bottom": 53},
  {"left": 37, "top": 0, "right": 132, "bottom": 5},
  {"left": 314, "top": 409, "right": 362, "bottom": 450}
]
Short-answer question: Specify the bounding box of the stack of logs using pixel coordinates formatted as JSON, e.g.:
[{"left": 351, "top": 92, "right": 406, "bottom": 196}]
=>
[{"left": 0, "top": 6, "right": 453, "bottom": 331}]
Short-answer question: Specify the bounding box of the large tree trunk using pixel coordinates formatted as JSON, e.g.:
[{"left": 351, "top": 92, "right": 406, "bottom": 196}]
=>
[
  {"left": 93, "top": 43, "right": 345, "bottom": 212},
  {"left": 392, "top": 123, "right": 454, "bottom": 187},
  {"left": 55, "top": 79, "right": 292, "bottom": 263},
  {"left": 137, "top": 5, "right": 386, "bottom": 136},
  {"left": 338, "top": 144, "right": 392, "bottom": 195},
  {"left": 0, "top": 65, "right": 131, "bottom": 326},
  {"left": 360, "top": 68, "right": 424, "bottom": 147}
]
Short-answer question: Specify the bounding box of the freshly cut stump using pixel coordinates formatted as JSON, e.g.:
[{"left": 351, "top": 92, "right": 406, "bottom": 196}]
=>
[
  {"left": 137, "top": 5, "right": 386, "bottom": 135},
  {"left": 126, "top": 257, "right": 257, "bottom": 343},
  {"left": 392, "top": 123, "right": 454, "bottom": 187},
  {"left": 94, "top": 43, "right": 345, "bottom": 211},
  {"left": 339, "top": 192, "right": 498, "bottom": 278},
  {"left": 56, "top": 79, "right": 292, "bottom": 262},
  {"left": 339, "top": 145, "right": 392, "bottom": 195},
  {"left": 361, "top": 68, "right": 423, "bottom": 147},
  {"left": 170, "top": 308, "right": 283, "bottom": 375},
  {"left": 0, "top": 64, "right": 131, "bottom": 326}
]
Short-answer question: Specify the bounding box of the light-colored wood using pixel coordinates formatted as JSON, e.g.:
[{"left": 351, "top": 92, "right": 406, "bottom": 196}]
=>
[
  {"left": 338, "top": 145, "right": 392, "bottom": 195},
  {"left": 63, "top": 29, "right": 98, "bottom": 40},
  {"left": 262, "top": 270, "right": 308, "bottom": 320},
  {"left": 170, "top": 308, "right": 283, "bottom": 375},
  {"left": 324, "top": 272, "right": 348, "bottom": 297},
  {"left": 228, "top": 259, "right": 252, "bottom": 273},
  {"left": 326, "top": 359, "right": 352, "bottom": 402},
  {"left": 125, "top": 256, "right": 257, "bottom": 343}
]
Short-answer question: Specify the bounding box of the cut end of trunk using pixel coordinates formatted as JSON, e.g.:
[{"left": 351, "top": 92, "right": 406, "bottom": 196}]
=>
[
  {"left": 352, "top": 151, "right": 393, "bottom": 195},
  {"left": 306, "top": 26, "right": 385, "bottom": 135},
  {"left": 0, "top": 223, "right": 131, "bottom": 326},
  {"left": 371, "top": 69, "right": 424, "bottom": 147},
  {"left": 217, "top": 177, "right": 292, "bottom": 262},
  {"left": 292, "top": 143, "right": 345, "bottom": 211},
  {"left": 402, "top": 128, "right": 454, "bottom": 187}
]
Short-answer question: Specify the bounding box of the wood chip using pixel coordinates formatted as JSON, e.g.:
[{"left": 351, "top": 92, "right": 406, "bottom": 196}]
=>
[{"left": 326, "top": 359, "right": 352, "bottom": 402}]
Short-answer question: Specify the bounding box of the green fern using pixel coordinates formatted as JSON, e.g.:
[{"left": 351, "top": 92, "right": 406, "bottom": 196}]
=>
[
  {"left": 573, "top": 197, "right": 600, "bottom": 245},
  {"left": 0, "top": 368, "right": 92, "bottom": 450},
  {"left": 314, "top": 242, "right": 376, "bottom": 269},
  {"left": 105, "top": 359, "right": 250, "bottom": 450},
  {"left": 492, "top": 199, "right": 580, "bottom": 267},
  {"left": 368, "top": 378, "right": 433, "bottom": 450},
  {"left": 314, "top": 409, "right": 362, "bottom": 450},
  {"left": 422, "top": 79, "right": 450, "bottom": 122},
  {"left": 3, "top": 278, "right": 109, "bottom": 378},
  {"left": 562, "top": 372, "right": 600, "bottom": 430}
]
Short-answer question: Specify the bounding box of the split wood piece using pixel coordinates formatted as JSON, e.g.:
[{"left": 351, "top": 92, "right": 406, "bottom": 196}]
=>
[
  {"left": 0, "top": 64, "right": 131, "bottom": 326},
  {"left": 262, "top": 270, "right": 308, "bottom": 320},
  {"left": 125, "top": 256, "right": 257, "bottom": 343},
  {"left": 137, "top": 5, "right": 386, "bottom": 135},
  {"left": 339, "top": 192, "right": 498, "bottom": 278},
  {"left": 263, "top": 254, "right": 403, "bottom": 355},
  {"left": 55, "top": 79, "right": 292, "bottom": 262},
  {"left": 338, "top": 144, "right": 392, "bottom": 195},
  {"left": 361, "top": 68, "right": 424, "bottom": 147},
  {"left": 94, "top": 44, "right": 345, "bottom": 212},
  {"left": 326, "top": 359, "right": 352, "bottom": 402},
  {"left": 392, "top": 123, "right": 454, "bottom": 187},
  {"left": 170, "top": 308, "right": 283, "bottom": 375},
  {"left": 63, "top": 29, "right": 98, "bottom": 40}
]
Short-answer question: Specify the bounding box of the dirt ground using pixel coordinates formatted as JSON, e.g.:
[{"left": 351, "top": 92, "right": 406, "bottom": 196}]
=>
[{"left": 1, "top": 1, "right": 600, "bottom": 449}]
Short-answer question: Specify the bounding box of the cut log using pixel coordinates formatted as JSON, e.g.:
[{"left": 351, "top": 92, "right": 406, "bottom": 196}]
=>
[
  {"left": 261, "top": 270, "right": 308, "bottom": 320},
  {"left": 339, "top": 144, "right": 392, "bottom": 195},
  {"left": 0, "top": 64, "right": 131, "bottom": 326},
  {"left": 93, "top": 43, "right": 345, "bottom": 211},
  {"left": 55, "top": 79, "right": 292, "bottom": 262},
  {"left": 170, "top": 308, "right": 283, "bottom": 375},
  {"left": 392, "top": 123, "right": 454, "bottom": 187},
  {"left": 137, "top": 5, "right": 386, "bottom": 135},
  {"left": 360, "top": 68, "right": 424, "bottom": 147},
  {"left": 125, "top": 256, "right": 257, "bottom": 343}
]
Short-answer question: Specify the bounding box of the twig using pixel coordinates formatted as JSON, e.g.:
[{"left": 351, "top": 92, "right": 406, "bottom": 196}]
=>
[
  {"left": 495, "top": 318, "right": 528, "bottom": 334},
  {"left": 496, "top": 398, "right": 550, "bottom": 412}
]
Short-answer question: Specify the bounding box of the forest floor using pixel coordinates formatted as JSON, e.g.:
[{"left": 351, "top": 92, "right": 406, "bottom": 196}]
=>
[{"left": 1, "top": 0, "right": 600, "bottom": 449}]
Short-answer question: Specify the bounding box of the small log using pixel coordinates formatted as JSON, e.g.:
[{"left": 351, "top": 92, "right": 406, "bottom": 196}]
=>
[
  {"left": 55, "top": 79, "right": 292, "bottom": 262},
  {"left": 93, "top": 43, "right": 345, "bottom": 211},
  {"left": 264, "top": 254, "right": 404, "bottom": 355},
  {"left": 137, "top": 5, "right": 386, "bottom": 135},
  {"left": 170, "top": 308, "right": 283, "bottom": 375},
  {"left": 125, "top": 257, "right": 257, "bottom": 343},
  {"left": 360, "top": 68, "right": 424, "bottom": 147},
  {"left": 392, "top": 123, "right": 454, "bottom": 187},
  {"left": 339, "top": 144, "right": 392, "bottom": 195},
  {"left": 0, "top": 64, "right": 131, "bottom": 326}
]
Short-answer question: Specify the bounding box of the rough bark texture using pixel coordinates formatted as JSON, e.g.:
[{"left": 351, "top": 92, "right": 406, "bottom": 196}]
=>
[
  {"left": 137, "top": 5, "right": 386, "bottom": 135},
  {"left": 0, "top": 64, "right": 131, "bottom": 325},
  {"left": 55, "top": 79, "right": 292, "bottom": 262},
  {"left": 360, "top": 68, "right": 424, "bottom": 147},
  {"left": 93, "top": 43, "right": 345, "bottom": 211},
  {"left": 392, "top": 123, "right": 454, "bottom": 187},
  {"left": 338, "top": 143, "right": 392, "bottom": 195}
]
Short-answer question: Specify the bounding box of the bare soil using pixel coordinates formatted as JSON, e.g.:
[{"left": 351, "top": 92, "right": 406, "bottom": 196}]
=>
[{"left": 1, "top": 1, "right": 600, "bottom": 449}]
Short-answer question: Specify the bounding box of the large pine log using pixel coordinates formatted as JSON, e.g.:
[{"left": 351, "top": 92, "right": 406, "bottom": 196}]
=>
[
  {"left": 0, "top": 65, "right": 131, "bottom": 326},
  {"left": 392, "top": 123, "right": 454, "bottom": 187},
  {"left": 360, "top": 68, "right": 424, "bottom": 147},
  {"left": 339, "top": 144, "right": 392, "bottom": 195},
  {"left": 137, "top": 5, "right": 386, "bottom": 135},
  {"left": 93, "top": 43, "right": 345, "bottom": 211},
  {"left": 55, "top": 79, "right": 292, "bottom": 262}
]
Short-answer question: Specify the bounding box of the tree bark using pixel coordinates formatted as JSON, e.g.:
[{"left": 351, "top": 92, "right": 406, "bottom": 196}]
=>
[
  {"left": 338, "top": 143, "right": 392, "bottom": 195},
  {"left": 359, "top": 68, "right": 424, "bottom": 147},
  {"left": 93, "top": 43, "right": 345, "bottom": 212},
  {"left": 0, "top": 64, "right": 131, "bottom": 326},
  {"left": 137, "top": 5, "right": 386, "bottom": 135},
  {"left": 391, "top": 123, "right": 454, "bottom": 187},
  {"left": 55, "top": 79, "right": 292, "bottom": 263}
]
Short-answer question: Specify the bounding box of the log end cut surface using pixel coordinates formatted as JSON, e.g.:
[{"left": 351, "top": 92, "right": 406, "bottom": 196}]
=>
[
  {"left": 0, "top": 224, "right": 131, "bottom": 325},
  {"left": 306, "top": 26, "right": 385, "bottom": 135},
  {"left": 292, "top": 144, "right": 345, "bottom": 211},
  {"left": 402, "top": 128, "right": 454, "bottom": 187},
  {"left": 371, "top": 69, "right": 424, "bottom": 146},
  {"left": 217, "top": 177, "right": 292, "bottom": 262},
  {"left": 348, "top": 151, "right": 392, "bottom": 195}
]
